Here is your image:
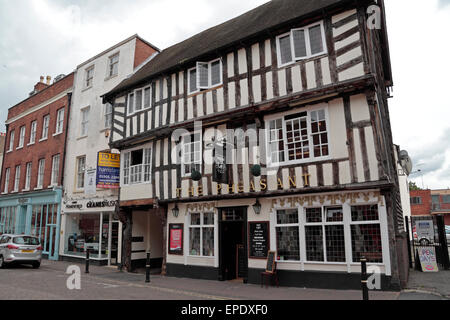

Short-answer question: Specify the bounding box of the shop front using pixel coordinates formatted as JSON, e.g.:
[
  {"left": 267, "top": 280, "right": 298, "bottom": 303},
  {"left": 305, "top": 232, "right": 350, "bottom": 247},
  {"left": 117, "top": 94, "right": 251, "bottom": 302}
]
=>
[
  {"left": 60, "top": 198, "right": 122, "bottom": 266},
  {"left": 165, "top": 189, "right": 397, "bottom": 290},
  {"left": 0, "top": 188, "right": 63, "bottom": 261}
]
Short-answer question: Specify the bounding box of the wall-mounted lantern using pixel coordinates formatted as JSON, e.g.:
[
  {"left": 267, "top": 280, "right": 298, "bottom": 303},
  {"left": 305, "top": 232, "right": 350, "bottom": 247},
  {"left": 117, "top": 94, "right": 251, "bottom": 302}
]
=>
[
  {"left": 172, "top": 204, "right": 180, "bottom": 218},
  {"left": 252, "top": 199, "right": 262, "bottom": 215}
]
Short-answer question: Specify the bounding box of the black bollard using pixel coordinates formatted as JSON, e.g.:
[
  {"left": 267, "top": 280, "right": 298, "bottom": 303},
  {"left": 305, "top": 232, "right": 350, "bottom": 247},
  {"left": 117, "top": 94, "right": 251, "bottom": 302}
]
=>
[
  {"left": 145, "top": 252, "right": 151, "bottom": 283},
  {"left": 361, "top": 258, "right": 369, "bottom": 301},
  {"left": 85, "top": 249, "right": 90, "bottom": 274}
]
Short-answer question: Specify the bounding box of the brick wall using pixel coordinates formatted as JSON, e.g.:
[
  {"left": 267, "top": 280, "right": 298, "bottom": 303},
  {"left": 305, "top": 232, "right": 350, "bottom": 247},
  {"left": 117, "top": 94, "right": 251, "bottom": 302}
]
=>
[
  {"left": 8, "top": 73, "right": 74, "bottom": 119},
  {"left": 1, "top": 74, "right": 74, "bottom": 193},
  {"left": 133, "top": 38, "right": 159, "bottom": 69},
  {"left": 410, "top": 190, "right": 432, "bottom": 216}
]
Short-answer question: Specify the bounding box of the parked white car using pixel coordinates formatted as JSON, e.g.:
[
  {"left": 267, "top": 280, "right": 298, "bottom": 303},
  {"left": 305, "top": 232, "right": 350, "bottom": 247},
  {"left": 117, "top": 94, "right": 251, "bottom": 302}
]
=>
[{"left": 0, "top": 235, "right": 42, "bottom": 269}]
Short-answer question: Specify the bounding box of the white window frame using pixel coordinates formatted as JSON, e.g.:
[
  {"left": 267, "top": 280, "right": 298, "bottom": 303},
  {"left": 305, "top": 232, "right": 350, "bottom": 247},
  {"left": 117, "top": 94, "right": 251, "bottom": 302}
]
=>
[
  {"left": 13, "top": 166, "right": 20, "bottom": 192},
  {"left": 188, "top": 58, "right": 223, "bottom": 94},
  {"left": 181, "top": 132, "right": 203, "bottom": 178},
  {"left": 8, "top": 131, "right": 14, "bottom": 152},
  {"left": 55, "top": 108, "right": 64, "bottom": 135},
  {"left": 276, "top": 20, "right": 327, "bottom": 68},
  {"left": 29, "top": 121, "right": 37, "bottom": 145},
  {"left": 4, "top": 168, "right": 10, "bottom": 193},
  {"left": 85, "top": 66, "right": 94, "bottom": 88},
  {"left": 37, "top": 159, "right": 45, "bottom": 189},
  {"left": 80, "top": 107, "right": 90, "bottom": 137},
  {"left": 108, "top": 52, "right": 120, "bottom": 78},
  {"left": 25, "top": 162, "right": 32, "bottom": 191},
  {"left": 41, "top": 115, "right": 50, "bottom": 140},
  {"left": 127, "top": 92, "right": 135, "bottom": 115},
  {"left": 104, "top": 103, "right": 113, "bottom": 128},
  {"left": 122, "top": 146, "right": 152, "bottom": 186},
  {"left": 76, "top": 156, "right": 86, "bottom": 190},
  {"left": 143, "top": 86, "right": 152, "bottom": 110},
  {"left": 128, "top": 85, "right": 152, "bottom": 116},
  {"left": 265, "top": 105, "right": 331, "bottom": 167},
  {"left": 188, "top": 212, "right": 215, "bottom": 257},
  {"left": 18, "top": 126, "right": 25, "bottom": 148},
  {"left": 274, "top": 208, "right": 301, "bottom": 262},
  {"left": 51, "top": 154, "right": 60, "bottom": 186}
]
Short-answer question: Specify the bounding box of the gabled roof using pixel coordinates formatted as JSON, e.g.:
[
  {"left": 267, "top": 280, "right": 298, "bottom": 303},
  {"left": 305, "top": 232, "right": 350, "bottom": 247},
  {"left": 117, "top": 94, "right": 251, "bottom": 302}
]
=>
[{"left": 104, "top": 0, "right": 349, "bottom": 101}]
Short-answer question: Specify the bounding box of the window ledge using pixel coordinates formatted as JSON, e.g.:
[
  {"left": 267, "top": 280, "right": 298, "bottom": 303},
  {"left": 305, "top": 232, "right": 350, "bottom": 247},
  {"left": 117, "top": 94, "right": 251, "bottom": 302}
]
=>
[
  {"left": 34, "top": 187, "right": 43, "bottom": 191},
  {"left": 27, "top": 142, "right": 35, "bottom": 147},
  {"left": 100, "top": 128, "right": 111, "bottom": 133},
  {"left": 39, "top": 138, "right": 48, "bottom": 143},
  {"left": 11, "top": 191, "right": 18, "bottom": 194},
  {"left": 1, "top": 192, "right": 7, "bottom": 195},
  {"left": 53, "top": 132, "right": 63, "bottom": 137},
  {"left": 82, "top": 86, "right": 93, "bottom": 92},
  {"left": 22, "top": 188, "right": 30, "bottom": 192},
  {"left": 105, "top": 74, "right": 118, "bottom": 82},
  {"left": 77, "top": 135, "right": 88, "bottom": 141},
  {"left": 16, "top": 146, "right": 23, "bottom": 150},
  {"left": 187, "top": 84, "right": 223, "bottom": 98},
  {"left": 6, "top": 150, "right": 12, "bottom": 154},
  {"left": 73, "top": 190, "right": 85, "bottom": 194}
]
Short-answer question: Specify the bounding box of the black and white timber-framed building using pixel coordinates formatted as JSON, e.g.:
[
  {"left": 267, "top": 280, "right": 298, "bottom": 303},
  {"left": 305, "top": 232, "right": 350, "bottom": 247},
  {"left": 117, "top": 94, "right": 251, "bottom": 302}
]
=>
[{"left": 103, "top": 0, "right": 409, "bottom": 290}]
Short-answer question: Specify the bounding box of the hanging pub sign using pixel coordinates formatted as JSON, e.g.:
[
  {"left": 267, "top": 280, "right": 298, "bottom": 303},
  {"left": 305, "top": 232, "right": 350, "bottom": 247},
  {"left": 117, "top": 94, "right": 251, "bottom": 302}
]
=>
[
  {"left": 248, "top": 222, "right": 269, "bottom": 259},
  {"left": 96, "top": 152, "right": 121, "bottom": 189},
  {"left": 169, "top": 224, "right": 184, "bottom": 255}
]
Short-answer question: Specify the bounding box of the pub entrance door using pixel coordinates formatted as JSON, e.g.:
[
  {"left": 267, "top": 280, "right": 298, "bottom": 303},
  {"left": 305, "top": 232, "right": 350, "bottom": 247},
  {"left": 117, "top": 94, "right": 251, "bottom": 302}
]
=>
[{"left": 218, "top": 207, "right": 248, "bottom": 283}]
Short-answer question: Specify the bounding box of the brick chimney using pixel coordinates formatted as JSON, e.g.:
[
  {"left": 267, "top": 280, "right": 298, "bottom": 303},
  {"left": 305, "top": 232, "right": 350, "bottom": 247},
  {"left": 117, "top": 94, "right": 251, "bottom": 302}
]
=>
[{"left": 34, "top": 75, "right": 49, "bottom": 93}]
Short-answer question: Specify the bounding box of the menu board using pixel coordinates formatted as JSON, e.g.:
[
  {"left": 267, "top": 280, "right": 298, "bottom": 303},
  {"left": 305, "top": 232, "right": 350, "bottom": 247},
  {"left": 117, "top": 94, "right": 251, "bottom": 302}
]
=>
[
  {"left": 266, "top": 251, "right": 276, "bottom": 273},
  {"left": 248, "top": 222, "right": 269, "bottom": 259},
  {"left": 169, "top": 224, "right": 184, "bottom": 255},
  {"left": 417, "top": 247, "right": 439, "bottom": 272}
]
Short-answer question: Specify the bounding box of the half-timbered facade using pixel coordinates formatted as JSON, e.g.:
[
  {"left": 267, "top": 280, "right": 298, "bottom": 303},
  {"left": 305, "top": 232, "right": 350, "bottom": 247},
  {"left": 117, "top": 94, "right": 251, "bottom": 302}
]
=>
[{"left": 104, "top": 0, "right": 408, "bottom": 290}]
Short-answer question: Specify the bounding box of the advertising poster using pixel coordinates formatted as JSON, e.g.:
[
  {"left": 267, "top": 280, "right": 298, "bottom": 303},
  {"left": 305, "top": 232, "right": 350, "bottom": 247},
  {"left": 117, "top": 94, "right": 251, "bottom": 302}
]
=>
[
  {"left": 169, "top": 224, "right": 184, "bottom": 255},
  {"left": 85, "top": 169, "right": 97, "bottom": 195},
  {"left": 97, "top": 152, "right": 121, "bottom": 189}
]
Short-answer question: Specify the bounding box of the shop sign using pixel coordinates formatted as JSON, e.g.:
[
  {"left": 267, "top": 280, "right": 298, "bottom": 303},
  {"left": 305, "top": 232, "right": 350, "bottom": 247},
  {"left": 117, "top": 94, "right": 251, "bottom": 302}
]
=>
[
  {"left": 417, "top": 247, "right": 439, "bottom": 272},
  {"left": 169, "top": 224, "right": 184, "bottom": 255},
  {"left": 86, "top": 200, "right": 119, "bottom": 208},
  {"left": 97, "top": 152, "right": 120, "bottom": 189},
  {"left": 18, "top": 198, "right": 30, "bottom": 204},
  {"left": 66, "top": 203, "right": 83, "bottom": 209}
]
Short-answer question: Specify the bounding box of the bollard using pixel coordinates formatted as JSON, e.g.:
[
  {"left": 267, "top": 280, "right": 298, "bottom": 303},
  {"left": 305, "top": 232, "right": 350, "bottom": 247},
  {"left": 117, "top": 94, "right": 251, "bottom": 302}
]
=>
[
  {"left": 85, "top": 249, "right": 90, "bottom": 274},
  {"left": 118, "top": 263, "right": 123, "bottom": 272},
  {"left": 361, "top": 258, "right": 369, "bottom": 301},
  {"left": 145, "top": 252, "right": 151, "bottom": 283}
]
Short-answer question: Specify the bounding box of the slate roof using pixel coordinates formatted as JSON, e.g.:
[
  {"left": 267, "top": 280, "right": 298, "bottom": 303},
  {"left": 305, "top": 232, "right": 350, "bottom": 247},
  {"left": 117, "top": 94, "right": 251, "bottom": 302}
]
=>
[{"left": 103, "top": 0, "right": 351, "bottom": 101}]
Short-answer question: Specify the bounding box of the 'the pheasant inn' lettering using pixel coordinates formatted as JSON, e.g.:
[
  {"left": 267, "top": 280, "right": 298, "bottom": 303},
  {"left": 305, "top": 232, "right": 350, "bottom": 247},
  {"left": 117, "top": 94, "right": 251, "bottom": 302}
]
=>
[{"left": 176, "top": 174, "right": 311, "bottom": 198}]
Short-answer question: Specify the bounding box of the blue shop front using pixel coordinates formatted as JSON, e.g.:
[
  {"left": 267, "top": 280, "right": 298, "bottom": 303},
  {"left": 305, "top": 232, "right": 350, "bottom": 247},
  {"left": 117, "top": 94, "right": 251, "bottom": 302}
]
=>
[{"left": 0, "top": 187, "right": 62, "bottom": 260}]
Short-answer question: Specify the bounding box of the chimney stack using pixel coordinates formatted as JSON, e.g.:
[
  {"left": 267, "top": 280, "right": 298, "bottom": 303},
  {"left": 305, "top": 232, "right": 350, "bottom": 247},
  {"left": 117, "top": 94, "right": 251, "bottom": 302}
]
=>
[
  {"left": 40, "top": 76, "right": 44, "bottom": 83},
  {"left": 46, "top": 75, "right": 51, "bottom": 85},
  {"left": 33, "top": 75, "right": 50, "bottom": 94}
]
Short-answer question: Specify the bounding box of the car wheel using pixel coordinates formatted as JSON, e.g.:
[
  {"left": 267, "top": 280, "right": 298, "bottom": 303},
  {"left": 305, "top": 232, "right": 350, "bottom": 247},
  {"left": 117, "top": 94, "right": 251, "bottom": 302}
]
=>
[
  {"left": 32, "top": 261, "right": 40, "bottom": 269},
  {"left": 420, "top": 239, "right": 430, "bottom": 246}
]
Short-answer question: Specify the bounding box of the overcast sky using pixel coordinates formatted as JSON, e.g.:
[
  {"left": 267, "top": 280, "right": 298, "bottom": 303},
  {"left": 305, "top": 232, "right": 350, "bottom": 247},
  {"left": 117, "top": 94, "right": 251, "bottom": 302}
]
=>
[{"left": 0, "top": 0, "right": 449, "bottom": 189}]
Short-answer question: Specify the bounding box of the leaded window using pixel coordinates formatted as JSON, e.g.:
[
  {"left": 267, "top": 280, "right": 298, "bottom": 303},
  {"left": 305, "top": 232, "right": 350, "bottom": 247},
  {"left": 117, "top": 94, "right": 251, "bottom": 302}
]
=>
[{"left": 189, "top": 212, "right": 215, "bottom": 257}]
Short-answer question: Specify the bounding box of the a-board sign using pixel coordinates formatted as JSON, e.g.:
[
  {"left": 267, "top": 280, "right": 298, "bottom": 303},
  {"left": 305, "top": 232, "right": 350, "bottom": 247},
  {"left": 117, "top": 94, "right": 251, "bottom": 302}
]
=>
[
  {"left": 417, "top": 247, "right": 439, "bottom": 272},
  {"left": 248, "top": 222, "right": 269, "bottom": 259},
  {"left": 169, "top": 224, "right": 184, "bottom": 255},
  {"left": 266, "top": 251, "right": 276, "bottom": 273}
]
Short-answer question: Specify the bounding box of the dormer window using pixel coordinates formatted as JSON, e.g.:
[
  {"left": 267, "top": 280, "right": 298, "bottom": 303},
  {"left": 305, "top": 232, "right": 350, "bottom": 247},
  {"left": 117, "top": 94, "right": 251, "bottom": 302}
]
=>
[
  {"left": 188, "top": 59, "right": 222, "bottom": 94},
  {"left": 276, "top": 21, "right": 327, "bottom": 67}
]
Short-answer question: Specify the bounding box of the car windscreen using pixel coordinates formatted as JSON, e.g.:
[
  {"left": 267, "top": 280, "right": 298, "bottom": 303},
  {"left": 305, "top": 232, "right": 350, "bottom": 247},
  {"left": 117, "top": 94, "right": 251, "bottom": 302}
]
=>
[{"left": 13, "top": 236, "right": 40, "bottom": 245}]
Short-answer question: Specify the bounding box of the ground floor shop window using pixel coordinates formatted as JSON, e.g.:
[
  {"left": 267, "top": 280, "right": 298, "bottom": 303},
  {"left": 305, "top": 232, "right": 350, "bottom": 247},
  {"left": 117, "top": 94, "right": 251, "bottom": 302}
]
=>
[
  {"left": 274, "top": 204, "right": 383, "bottom": 265},
  {"left": 0, "top": 207, "right": 16, "bottom": 234},
  {"left": 65, "top": 213, "right": 102, "bottom": 259},
  {"left": 189, "top": 212, "right": 215, "bottom": 257},
  {"left": 350, "top": 205, "right": 382, "bottom": 263}
]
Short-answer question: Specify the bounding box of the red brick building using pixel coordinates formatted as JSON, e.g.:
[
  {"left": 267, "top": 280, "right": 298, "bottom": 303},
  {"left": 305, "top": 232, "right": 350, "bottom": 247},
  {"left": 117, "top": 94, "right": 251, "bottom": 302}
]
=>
[
  {"left": 410, "top": 190, "right": 432, "bottom": 216},
  {"left": 410, "top": 189, "right": 450, "bottom": 225},
  {"left": 431, "top": 190, "right": 450, "bottom": 226},
  {"left": 0, "top": 73, "right": 74, "bottom": 260}
]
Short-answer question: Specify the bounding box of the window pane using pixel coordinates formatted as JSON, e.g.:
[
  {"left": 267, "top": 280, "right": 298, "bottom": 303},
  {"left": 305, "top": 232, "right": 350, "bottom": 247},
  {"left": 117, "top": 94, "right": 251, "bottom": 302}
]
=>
[
  {"left": 305, "top": 208, "right": 322, "bottom": 223},
  {"left": 144, "top": 87, "right": 151, "bottom": 108},
  {"left": 279, "top": 35, "right": 293, "bottom": 65},
  {"left": 292, "top": 29, "right": 307, "bottom": 58},
  {"left": 351, "top": 205, "right": 379, "bottom": 222},
  {"left": 202, "top": 227, "right": 214, "bottom": 256},
  {"left": 198, "top": 63, "right": 209, "bottom": 88},
  {"left": 325, "top": 225, "right": 346, "bottom": 262},
  {"left": 305, "top": 226, "right": 324, "bottom": 262},
  {"left": 203, "top": 212, "right": 214, "bottom": 225},
  {"left": 326, "top": 207, "right": 343, "bottom": 222},
  {"left": 189, "top": 69, "right": 197, "bottom": 93},
  {"left": 135, "top": 90, "right": 142, "bottom": 111},
  {"left": 191, "top": 213, "right": 201, "bottom": 225},
  {"left": 276, "top": 209, "right": 298, "bottom": 224},
  {"left": 276, "top": 226, "right": 299, "bottom": 261},
  {"left": 309, "top": 24, "right": 324, "bottom": 55},
  {"left": 211, "top": 61, "right": 221, "bottom": 86},
  {"left": 351, "top": 224, "right": 383, "bottom": 263},
  {"left": 189, "top": 228, "right": 200, "bottom": 256}
]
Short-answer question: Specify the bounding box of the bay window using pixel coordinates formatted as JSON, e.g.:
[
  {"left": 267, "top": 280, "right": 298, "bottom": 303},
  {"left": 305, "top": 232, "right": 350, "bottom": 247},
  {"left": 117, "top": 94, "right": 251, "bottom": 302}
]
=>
[
  {"left": 267, "top": 108, "right": 330, "bottom": 166},
  {"left": 189, "top": 212, "right": 215, "bottom": 257},
  {"left": 276, "top": 21, "right": 327, "bottom": 67},
  {"left": 122, "top": 147, "right": 152, "bottom": 185}
]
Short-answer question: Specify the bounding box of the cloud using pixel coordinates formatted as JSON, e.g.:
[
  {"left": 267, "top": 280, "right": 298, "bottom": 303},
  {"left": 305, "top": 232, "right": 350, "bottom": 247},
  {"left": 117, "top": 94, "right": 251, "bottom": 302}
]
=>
[{"left": 439, "top": 0, "right": 450, "bottom": 7}]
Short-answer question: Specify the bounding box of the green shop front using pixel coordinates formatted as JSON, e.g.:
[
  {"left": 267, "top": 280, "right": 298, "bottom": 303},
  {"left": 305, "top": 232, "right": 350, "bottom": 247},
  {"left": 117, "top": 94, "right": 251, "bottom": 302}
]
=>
[{"left": 0, "top": 188, "right": 62, "bottom": 260}]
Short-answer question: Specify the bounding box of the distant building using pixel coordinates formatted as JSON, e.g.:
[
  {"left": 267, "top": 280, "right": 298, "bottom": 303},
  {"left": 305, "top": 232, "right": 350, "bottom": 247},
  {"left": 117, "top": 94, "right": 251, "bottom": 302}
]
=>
[
  {"left": 0, "top": 133, "right": 6, "bottom": 176},
  {"left": 0, "top": 74, "right": 74, "bottom": 260}
]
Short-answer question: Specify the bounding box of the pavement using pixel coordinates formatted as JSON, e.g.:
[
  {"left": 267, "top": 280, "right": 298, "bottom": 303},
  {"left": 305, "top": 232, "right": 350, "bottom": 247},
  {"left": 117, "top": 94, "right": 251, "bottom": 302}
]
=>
[{"left": 0, "top": 259, "right": 448, "bottom": 300}]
